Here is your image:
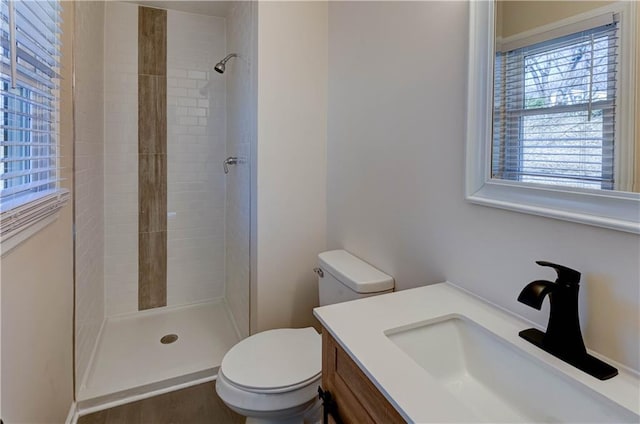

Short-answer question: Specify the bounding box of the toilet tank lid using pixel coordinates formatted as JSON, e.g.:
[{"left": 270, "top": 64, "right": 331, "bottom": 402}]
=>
[{"left": 318, "top": 250, "right": 394, "bottom": 293}]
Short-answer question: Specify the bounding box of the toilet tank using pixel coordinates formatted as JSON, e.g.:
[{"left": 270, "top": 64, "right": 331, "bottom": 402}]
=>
[{"left": 317, "top": 250, "right": 394, "bottom": 306}]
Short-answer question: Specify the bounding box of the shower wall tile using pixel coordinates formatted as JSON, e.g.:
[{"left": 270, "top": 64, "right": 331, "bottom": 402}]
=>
[
  {"left": 139, "top": 230, "right": 168, "bottom": 309},
  {"left": 138, "top": 7, "right": 168, "bottom": 311},
  {"left": 225, "top": 1, "right": 254, "bottom": 338},
  {"left": 74, "top": 1, "right": 106, "bottom": 390},
  {"left": 103, "top": 4, "right": 237, "bottom": 316},
  {"left": 166, "top": 10, "right": 227, "bottom": 307},
  {"left": 138, "top": 75, "right": 167, "bottom": 154},
  {"left": 105, "top": 277, "right": 138, "bottom": 317},
  {"left": 138, "top": 153, "right": 167, "bottom": 233},
  {"left": 104, "top": 1, "right": 139, "bottom": 317},
  {"left": 138, "top": 6, "right": 167, "bottom": 76}
]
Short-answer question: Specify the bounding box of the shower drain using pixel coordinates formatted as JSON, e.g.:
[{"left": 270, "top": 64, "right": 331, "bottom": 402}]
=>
[{"left": 160, "top": 334, "right": 179, "bottom": 344}]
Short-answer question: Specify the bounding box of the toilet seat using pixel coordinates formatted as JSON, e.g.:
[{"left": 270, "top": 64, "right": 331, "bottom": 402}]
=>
[
  {"left": 216, "top": 369, "right": 322, "bottom": 416},
  {"left": 220, "top": 327, "right": 322, "bottom": 394},
  {"left": 224, "top": 371, "right": 321, "bottom": 394}
]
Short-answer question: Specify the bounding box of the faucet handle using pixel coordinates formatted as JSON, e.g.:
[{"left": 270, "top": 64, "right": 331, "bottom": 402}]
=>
[{"left": 536, "top": 261, "right": 581, "bottom": 286}]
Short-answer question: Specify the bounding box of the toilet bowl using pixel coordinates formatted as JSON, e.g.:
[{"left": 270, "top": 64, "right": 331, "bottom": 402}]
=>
[
  {"left": 215, "top": 328, "right": 322, "bottom": 424},
  {"left": 216, "top": 250, "right": 394, "bottom": 423}
]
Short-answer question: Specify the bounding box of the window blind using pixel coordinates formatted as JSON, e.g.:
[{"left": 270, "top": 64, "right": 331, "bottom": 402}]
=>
[
  {"left": 0, "top": 0, "right": 61, "bottom": 211},
  {"left": 492, "top": 20, "right": 619, "bottom": 190}
]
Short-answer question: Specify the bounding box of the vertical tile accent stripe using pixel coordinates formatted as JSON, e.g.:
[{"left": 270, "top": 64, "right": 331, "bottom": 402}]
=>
[
  {"left": 139, "top": 7, "right": 167, "bottom": 77},
  {"left": 138, "top": 6, "right": 167, "bottom": 310}
]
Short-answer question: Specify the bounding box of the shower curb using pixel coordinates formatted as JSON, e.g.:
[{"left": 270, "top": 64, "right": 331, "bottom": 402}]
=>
[{"left": 75, "top": 369, "right": 218, "bottom": 418}]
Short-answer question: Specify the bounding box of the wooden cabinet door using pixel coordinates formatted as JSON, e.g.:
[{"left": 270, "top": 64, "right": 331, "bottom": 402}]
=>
[{"left": 322, "top": 330, "right": 405, "bottom": 424}]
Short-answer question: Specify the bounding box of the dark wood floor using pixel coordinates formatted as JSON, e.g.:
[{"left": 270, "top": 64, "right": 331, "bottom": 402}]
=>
[{"left": 78, "top": 382, "right": 244, "bottom": 424}]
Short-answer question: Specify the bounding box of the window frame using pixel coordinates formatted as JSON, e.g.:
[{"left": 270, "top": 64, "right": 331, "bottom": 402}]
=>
[
  {"left": 466, "top": 1, "right": 639, "bottom": 234},
  {"left": 0, "top": 0, "right": 69, "bottom": 255}
]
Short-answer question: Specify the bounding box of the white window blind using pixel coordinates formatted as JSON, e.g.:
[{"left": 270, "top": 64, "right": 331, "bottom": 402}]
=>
[
  {"left": 0, "top": 0, "right": 67, "bottom": 251},
  {"left": 492, "top": 19, "right": 619, "bottom": 190}
]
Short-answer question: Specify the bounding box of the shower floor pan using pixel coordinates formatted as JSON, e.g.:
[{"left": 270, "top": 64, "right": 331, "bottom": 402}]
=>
[{"left": 77, "top": 300, "right": 240, "bottom": 412}]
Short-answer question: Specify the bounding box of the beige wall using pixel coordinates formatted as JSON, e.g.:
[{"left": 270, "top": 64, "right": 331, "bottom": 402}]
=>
[
  {"left": 255, "top": 1, "right": 328, "bottom": 332},
  {"left": 498, "top": 1, "right": 613, "bottom": 38},
  {"left": 0, "top": 2, "right": 74, "bottom": 422}
]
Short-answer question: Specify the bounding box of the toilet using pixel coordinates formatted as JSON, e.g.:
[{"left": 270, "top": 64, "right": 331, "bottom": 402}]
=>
[{"left": 215, "top": 249, "right": 394, "bottom": 424}]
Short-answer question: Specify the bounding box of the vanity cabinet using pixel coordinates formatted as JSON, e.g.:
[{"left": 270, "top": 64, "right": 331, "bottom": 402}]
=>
[{"left": 321, "top": 329, "right": 405, "bottom": 424}]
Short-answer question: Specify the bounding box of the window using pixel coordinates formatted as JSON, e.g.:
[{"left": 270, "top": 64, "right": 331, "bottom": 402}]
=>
[
  {"left": 0, "top": 0, "right": 68, "bottom": 252},
  {"left": 467, "top": 1, "right": 638, "bottom": 234},
  {"left": 492, "top": 18, "right": 620, "bottom": 190}
]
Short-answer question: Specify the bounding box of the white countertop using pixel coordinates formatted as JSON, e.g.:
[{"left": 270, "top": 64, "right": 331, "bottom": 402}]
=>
[{"left": 313, "top": 282, "right": 640, "bottom": 423}]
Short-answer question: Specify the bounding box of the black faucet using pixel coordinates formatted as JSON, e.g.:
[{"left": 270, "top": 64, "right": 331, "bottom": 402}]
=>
[{"left": 517, "top": 261, "right": 618, "bottom": 380}]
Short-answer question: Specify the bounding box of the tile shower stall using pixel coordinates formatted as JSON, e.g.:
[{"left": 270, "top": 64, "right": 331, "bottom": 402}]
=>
[{"left": 74, "top": 2, "right": 254, "bottom": 409}]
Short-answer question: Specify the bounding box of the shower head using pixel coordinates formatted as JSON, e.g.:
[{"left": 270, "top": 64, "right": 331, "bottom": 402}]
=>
[
  {"left": 214, "top": 53, "right": 237, "bottom": 74},
  {"left": 214, "top": 62, "right": 226, "bottom": 74}
]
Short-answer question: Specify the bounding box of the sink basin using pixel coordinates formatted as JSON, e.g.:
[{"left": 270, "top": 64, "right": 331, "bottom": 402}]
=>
[{"left": 386, "top": 315, "right": 638, "bottom": 423}]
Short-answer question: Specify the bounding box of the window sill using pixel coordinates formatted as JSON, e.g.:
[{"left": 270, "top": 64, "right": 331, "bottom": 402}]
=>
[
  {"left": 467, "top": 180, "right": 640, "bottom": 234},
  {"left": 1, "top": 189, "right": 71, "bottom": 257}
]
